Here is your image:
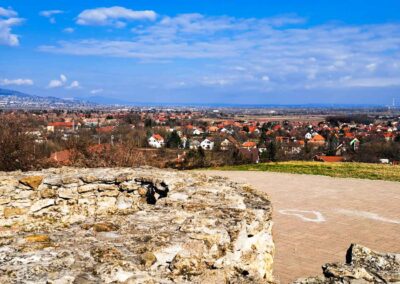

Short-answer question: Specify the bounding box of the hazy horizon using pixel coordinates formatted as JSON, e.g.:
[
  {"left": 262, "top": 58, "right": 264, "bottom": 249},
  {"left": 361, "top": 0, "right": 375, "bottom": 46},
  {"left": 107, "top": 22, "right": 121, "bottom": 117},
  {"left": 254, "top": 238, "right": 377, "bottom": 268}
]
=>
[{"left": 1, "top": 0, "right": 400, "bottom": 105}]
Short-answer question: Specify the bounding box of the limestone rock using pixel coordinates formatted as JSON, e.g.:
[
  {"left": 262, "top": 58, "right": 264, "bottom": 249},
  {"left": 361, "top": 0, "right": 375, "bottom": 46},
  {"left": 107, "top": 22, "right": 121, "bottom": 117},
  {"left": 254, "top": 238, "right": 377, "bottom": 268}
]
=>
[
  {"left": 0, "top": 197, "right": 11, "bottom": 205},
  {"left": 78, "top": 184, "right": 98, "bottom": 193},
  {"left": 295, "top": 244, "right": 400, "bottom": 283},
  {"left": 30, "top": 198, "right": 55, "bottom": 212},
  {"left": 25, "top": 234, "right": 51, "bottom": 243},
  {"left": 58, "top": 187, "right": 76, "bottom": 199},
  {"left": 3, "top": 207, "right": 26, "bottom": 218},
  {"left": 93, "top": 222, "right": 119, "bottom": 232},
  {"left": 0, "top": 167, "right": 274, "bottom": 283},
  {"left": 19, "top": 175, "right": 43, "bottom": 189},
  {"left": 40, "top": 187, "right": 57, "bottom": 198}
]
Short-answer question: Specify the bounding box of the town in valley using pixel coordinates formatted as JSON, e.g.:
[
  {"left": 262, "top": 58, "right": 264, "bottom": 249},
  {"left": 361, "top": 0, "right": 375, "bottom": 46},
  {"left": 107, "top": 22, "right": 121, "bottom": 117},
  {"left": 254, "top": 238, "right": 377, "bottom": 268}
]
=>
[{"left": 2, "top": 102, "right": 400, "bottom": 171}]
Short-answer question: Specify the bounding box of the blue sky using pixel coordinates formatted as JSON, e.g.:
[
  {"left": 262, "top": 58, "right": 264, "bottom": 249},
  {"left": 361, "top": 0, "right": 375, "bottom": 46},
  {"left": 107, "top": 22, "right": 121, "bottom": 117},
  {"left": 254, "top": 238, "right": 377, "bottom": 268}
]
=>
[{"left": 1, "top": 0, "right": 400, "bottom": 105}]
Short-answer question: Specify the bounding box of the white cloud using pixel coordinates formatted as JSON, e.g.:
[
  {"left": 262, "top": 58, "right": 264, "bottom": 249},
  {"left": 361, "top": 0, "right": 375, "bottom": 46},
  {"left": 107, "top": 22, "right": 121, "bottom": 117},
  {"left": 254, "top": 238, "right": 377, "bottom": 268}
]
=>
[
  {"left": 47, "top": 74, "right": 68, "bottom": 88},
  {"left": 76, "top": 6, "right": 157, "bottom": 27},
  {"left": 0, "top": 78, "right": 33, "bottom": 86},
  {"left": 0, "top": 7, "right": 17, "bottom": 18},
  {"left": 48, "top": 79, "right": 63, "bottom": 88},
  {"left": 261, "top": 76, "right": 270, "bottom": 82},
  {"left": 39, "top": 10, "right": 63, "bottom": 18},
  {"left": 0, "top": 7, "right": 23, "bottom": 46},
  {"left": 47, "top": 74, "right": 81, "bottom": 89},
  {"left": 63, "top": 27, "right": 74, "bottom": 33},
  {"left": 39, "top": 10, "right": 63, "bottom": 24},
  {"left": 67, "top": 80, "right": 80, "bottom": 89},
  {"left": 90, "top": 88, "right": 103, "bottom": 94},
  {"left": 39, "top": 14, "right": 400, "bottom": 91},
  {"left": 60, "top": 74, "right": 67, "bottom": 83}
]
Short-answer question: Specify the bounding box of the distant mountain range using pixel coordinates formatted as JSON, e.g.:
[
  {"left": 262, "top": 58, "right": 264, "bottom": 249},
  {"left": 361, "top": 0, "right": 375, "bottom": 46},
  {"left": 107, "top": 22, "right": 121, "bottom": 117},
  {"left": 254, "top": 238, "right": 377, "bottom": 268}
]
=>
[
  {"left": 0, "top": 88, "right": 390, "bottom": 109},
  {"left": 0, "top": 88, "right": 99, "bottom": 109}
]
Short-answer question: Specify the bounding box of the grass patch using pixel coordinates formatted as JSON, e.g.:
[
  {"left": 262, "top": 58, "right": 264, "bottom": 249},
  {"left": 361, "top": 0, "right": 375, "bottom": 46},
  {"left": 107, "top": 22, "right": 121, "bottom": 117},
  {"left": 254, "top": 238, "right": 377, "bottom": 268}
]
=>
[{"left": 210, "top": 161, "right": 400, "bottom": 182}]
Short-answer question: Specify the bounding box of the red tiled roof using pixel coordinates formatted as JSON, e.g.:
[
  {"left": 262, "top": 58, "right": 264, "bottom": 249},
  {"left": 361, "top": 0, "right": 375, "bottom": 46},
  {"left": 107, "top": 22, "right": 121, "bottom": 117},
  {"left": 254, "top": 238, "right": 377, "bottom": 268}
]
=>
[
  {"left": 248, "top": 126, "right": 257, "bottom": 133},
  {"left": 48, "top": 122, "right": 73, "bottom": 127},
  {"left": 310, "top": 134, "right": 325, "bottom": 142},
  {"left": 242, "top": 141, "right": 257, "bottom": 148},
  {"left": 152, "top": 134, "right": 164, "bottom": 141}
]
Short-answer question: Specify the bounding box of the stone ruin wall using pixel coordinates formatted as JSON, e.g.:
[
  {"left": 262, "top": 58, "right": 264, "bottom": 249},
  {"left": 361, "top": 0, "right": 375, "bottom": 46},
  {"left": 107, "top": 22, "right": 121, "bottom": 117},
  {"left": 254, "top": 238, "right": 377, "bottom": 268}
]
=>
[
  {"left": 0, "top": 167, "right": 399, "bottom": 283},
  {"left": 0, "top": 167, "right": 275, "bottom": 283}
]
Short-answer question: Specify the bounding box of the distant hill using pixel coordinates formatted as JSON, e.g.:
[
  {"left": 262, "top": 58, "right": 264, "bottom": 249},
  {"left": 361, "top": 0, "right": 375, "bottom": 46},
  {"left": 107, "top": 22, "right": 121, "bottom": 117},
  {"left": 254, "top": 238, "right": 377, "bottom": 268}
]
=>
[
  {"left": 0, "top": 88, "right": 99, "bottom": 109},
  {"left": 0, "top": 88, "right": 33, "bottom": 98}
]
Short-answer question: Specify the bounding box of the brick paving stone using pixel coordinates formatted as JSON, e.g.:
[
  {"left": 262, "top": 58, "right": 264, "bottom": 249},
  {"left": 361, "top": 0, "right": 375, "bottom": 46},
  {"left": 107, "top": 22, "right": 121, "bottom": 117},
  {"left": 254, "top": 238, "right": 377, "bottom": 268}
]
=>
[{"left": 203, "top": 171, "right": 400, "bottom": 283}]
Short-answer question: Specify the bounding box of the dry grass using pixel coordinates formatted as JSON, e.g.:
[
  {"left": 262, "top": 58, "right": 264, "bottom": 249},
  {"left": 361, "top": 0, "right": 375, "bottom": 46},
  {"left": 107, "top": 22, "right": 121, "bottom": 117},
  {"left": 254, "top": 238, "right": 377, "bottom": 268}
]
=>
[{"left": 211, "top": 161, "right": 400, "bottom": 182}]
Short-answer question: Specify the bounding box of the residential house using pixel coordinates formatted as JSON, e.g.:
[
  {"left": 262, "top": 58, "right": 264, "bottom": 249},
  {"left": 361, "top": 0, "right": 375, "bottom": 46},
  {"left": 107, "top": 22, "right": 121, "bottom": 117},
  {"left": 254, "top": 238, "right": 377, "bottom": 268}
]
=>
[
  {"left": 193, "top": 128, "right": 203, "bottom": 135},
  {"left": 47, "top": 121, "right": 76, "bottom": 132},
  {"left": 220, "top": 139, "right": 232, "bottom": 151},
  {"left": 220, "top": 136, "right": 238, "bottom": 151},
  {"left": 242, "top": 141, "right": 257, "bottom": 149},
  {"left": 200, "top": 138, "right": 214, "bottom": 150},
  {"left": 308, "top": 134, "right": 326, "bottom": 146},
  {"left": 148, "top": 134, "right": 165, "bottom": 148},
  {"left": 208, "top": 126, "right": 219, "bottom": 133},
  {"left": 384, "top": 132, "right": 394, "bottom": 141}
]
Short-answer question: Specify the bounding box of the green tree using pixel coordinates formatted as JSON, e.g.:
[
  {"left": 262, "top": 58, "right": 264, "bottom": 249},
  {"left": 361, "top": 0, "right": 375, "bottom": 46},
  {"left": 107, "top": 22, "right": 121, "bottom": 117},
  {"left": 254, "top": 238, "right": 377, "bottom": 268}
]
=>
[
  {"left": 166, "top": 131, "right": 182, "bottom": 148},
  {"left": 268, "top": 141, "right": 278, "bottom": 162}
]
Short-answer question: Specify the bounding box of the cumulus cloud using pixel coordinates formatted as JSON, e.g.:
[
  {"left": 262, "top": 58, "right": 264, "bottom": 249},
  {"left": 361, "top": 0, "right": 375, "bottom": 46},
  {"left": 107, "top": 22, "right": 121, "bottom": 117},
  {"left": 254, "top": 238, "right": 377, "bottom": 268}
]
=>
[
  {"left": 39, "top": 10, "right": 64, "bottom": 24},
  {"left": 67, "top": 80, "right": 80, "bottom": 89},
  {"left": 0, "top": 7, "right": 17, "bottom": 18},
  {"left": 39, "top": 14, "right": 400, "bottom": 91},
  {"left": 47, "top": 74, "right": 68, "bottom": 88},
  {"left": 0, "top": 7, "right": 23, "bottom": 46},
  {"left": 76, "top": 6, "right": 157, "bottom": 27},
  {"left": 0, "top": 78, "right": 33, "bottom": 86}
]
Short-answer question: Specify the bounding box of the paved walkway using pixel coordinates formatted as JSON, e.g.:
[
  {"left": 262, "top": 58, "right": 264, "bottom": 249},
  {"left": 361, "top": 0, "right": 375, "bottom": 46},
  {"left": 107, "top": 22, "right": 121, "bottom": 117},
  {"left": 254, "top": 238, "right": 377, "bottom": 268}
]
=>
[{"left": 202, "top": 171, "right": 400, "bottom": 283}]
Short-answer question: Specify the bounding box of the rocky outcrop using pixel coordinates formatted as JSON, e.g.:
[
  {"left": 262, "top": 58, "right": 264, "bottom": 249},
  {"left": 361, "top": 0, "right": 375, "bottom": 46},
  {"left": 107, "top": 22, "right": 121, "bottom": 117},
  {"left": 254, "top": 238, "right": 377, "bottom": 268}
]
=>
[
  {"left": 295, "top": 244, "right": 400, "bottom": 283},
  {"left": 0, "top": 167, "right": 274, "bottom": 283}
]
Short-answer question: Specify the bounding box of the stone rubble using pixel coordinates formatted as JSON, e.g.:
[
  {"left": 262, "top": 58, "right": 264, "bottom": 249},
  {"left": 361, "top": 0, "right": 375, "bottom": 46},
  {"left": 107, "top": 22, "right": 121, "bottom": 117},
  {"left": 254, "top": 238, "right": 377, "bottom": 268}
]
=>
[
  {"left": 294, "top": 243, "right": 400, "bottom": 283},
  {"left": 0, "top": 167, "right": 275, "bottom": 283}
]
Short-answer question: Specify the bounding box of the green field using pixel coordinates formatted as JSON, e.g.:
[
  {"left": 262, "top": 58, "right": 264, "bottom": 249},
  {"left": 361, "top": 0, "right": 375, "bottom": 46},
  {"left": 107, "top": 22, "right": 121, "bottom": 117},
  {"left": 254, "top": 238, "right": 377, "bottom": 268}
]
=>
[{"left": 211, "top": 161, "right": 400, "bottom": 182}]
